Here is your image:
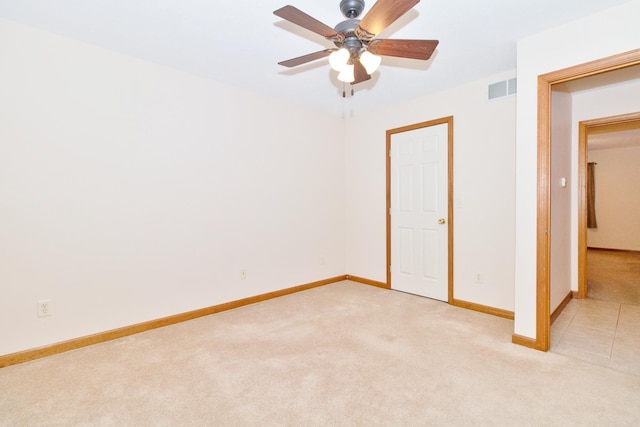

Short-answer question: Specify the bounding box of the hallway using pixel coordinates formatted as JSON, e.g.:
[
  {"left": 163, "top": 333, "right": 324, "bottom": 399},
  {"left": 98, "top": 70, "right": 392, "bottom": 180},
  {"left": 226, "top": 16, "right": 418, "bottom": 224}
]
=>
[
  {"left": 551, "top": 249, "right": 640, "bottom": 376},
  {"left": 587, "top": 249, "right": 640, "bottom": 305},
  {"left": 551, "top": 298, "right": 640, "bottom": 376}
]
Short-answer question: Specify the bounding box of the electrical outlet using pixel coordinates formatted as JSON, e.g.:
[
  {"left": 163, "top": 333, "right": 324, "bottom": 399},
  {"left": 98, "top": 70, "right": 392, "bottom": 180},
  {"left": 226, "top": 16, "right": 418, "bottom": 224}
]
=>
[
  {"left": 475, "top": 273, "right": 483, "bottom": 284},
  {"left": 37, "top": 300, "right": 51, "bottom": 317},
  {"left": 240, "top": 270, "right": 247, "bottom": 280}
]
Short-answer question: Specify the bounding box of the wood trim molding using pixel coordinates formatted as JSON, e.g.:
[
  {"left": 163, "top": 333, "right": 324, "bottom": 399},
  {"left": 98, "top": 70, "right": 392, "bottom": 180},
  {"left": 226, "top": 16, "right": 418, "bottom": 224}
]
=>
[
  {"left": 539, "top": 49, "right": 640, "bottom": 84},
  {"left": 550, "top": 291, "right": 573, "bottom": 325},
  {"left": 0, "top": 275, "right": 348, "bottom": 369},
  {"left": 345, "top": 275, "right": 390, "bottom": 289},
  {"left": 578, "top": 121, "right": 589, "bottom": 299},
  {"left": 386, "top": 116, "right": 455, "bottom": 302},
  {"left": 585, "top": 117, "right": 640, "bottom": 135},
  {"left": 587, "top": 247, "right": 640, "bottom": 254},
  {"left": 535, "top": 48, "right": 640, "bottom": 352},
  {"left": 512, "top": 334, "right": 537, "bottom": 349},
  {"left": 452, "top": 299, "right": 514, "bottom": 320},
  {"left": 447, "top": 119, "right": 455, "bottom": 304},
  {"left": 578, "top": 113, "right": 640, "bottom": 299},
  {"left": 536, "top": 74, "right": 552, "bottom": 352}
]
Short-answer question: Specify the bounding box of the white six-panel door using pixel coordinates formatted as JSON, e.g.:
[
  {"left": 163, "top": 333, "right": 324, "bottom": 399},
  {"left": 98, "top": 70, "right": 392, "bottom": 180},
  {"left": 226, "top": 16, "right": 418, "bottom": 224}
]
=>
[{"left": 390, "top": 122, "right": 449, "bottom": 301}]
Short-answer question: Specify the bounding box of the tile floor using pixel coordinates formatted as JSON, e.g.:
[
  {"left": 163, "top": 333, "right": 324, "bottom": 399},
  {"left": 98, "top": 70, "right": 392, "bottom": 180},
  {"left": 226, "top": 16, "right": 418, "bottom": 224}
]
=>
[{"left": 551, "top": 298, "right": 640, "bottom": 376}]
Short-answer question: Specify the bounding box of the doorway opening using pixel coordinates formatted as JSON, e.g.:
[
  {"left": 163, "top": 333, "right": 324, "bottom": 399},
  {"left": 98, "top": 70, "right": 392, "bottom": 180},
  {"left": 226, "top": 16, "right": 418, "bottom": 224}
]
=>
[
  {"left": 578, "top": 113, "right": 640, "bottom": 300},
  {"left": 536, "top": 49, "right": 640, "bottom": 351},
  {"left": 548, "top": 112, "right": 640, "bottom": 370}
]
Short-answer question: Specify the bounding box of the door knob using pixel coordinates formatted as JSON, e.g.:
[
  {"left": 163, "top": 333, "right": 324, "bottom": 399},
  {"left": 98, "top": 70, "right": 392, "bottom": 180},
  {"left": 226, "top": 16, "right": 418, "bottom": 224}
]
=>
[{"left": 438, "top": 218, "right": 446, "bottom": 224}]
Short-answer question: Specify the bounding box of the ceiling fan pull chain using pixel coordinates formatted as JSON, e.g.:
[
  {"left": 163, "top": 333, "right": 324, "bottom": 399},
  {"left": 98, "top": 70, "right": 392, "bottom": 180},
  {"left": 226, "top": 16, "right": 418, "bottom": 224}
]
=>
[
  {"left": 342, "top": 82, "right": 346, "bottom": 98},
  {"left": 351, "top": 87, "right": 354, "bottom": 96}
]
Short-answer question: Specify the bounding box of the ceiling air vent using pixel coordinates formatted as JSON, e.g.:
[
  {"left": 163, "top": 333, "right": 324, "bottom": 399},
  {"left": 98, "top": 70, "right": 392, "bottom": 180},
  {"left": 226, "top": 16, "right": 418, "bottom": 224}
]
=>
[{"left": 488, "top": 78, "right": 517, "bottom": 100}]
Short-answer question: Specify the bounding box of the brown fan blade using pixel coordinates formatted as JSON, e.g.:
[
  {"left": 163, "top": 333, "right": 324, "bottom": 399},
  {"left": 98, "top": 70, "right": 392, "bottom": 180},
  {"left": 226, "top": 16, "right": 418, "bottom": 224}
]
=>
[
  {"left": 369, "top": 39, "right": 439, "bottom": 60},
  {"left": 356, "top": 0, "right": 420, "bottom": 39},
  {"left": 278, "top": 49, "right": 335, "bottom": 67},
  {"left": 274, "top": 5, "right": 340, "bottom": 39},
  {"left": 351, "top": 59, "right": 371, "bottom": 85}
]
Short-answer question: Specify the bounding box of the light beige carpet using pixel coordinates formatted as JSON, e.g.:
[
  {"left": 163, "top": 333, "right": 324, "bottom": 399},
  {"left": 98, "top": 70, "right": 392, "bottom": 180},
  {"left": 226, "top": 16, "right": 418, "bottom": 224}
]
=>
[
  {"left": 588, "top": 249, "right": 640, "bottom": 306},
  {"left": 1, "top": 281, "right": 640, "bottom": 425}
]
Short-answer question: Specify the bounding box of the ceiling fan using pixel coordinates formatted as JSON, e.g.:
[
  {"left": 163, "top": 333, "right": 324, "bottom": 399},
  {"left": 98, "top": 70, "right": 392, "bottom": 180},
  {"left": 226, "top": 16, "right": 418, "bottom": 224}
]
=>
[{"left": 274, "top": 0, "right": 439, "bottom": 87}]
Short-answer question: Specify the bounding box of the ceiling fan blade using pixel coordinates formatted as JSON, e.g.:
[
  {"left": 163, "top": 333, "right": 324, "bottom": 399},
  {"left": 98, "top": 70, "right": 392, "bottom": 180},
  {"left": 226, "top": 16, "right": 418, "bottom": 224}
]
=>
[
  {"left": 356, "top": 0, "right": 420, "bottom": 39},
  {"left": 351, "top": 59, "right": 372, "bottom": 85},
  {"left": 278, "top": 49, "right": 335, "bottom": 67},
  {"left": 274, "top": 5, "right": 340, "bottom": 39},
  {"left": 369, "top": 39, "right": 439, "bottom": 60}
]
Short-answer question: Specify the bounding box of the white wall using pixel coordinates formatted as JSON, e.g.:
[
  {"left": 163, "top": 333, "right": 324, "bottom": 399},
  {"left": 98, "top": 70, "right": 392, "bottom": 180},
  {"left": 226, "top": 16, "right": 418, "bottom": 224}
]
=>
[
  {"left": 550, "top": 89, "right": 573, "bottom": 311},
  {"left": 0, "top": 19, "right": 346, "bottom": 355},
  {"left": 4, "top": 2, "right": 639, "bottom": 356},
  {"left": 515, "top": 0, "right": 640, "bottom": 338},
  {"left": 345, "top": 70, "right": 517, "bottom": 311},
  {"left": 587, "top": 146, "right": 640, "bottom": 251}
]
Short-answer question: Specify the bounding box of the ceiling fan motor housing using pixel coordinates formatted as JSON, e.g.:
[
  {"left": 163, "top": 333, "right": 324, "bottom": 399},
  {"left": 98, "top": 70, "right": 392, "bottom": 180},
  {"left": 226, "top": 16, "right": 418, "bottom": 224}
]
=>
[
  {"left": 333, "top": 19, "right": 365, "bottom": 55},
  {"left": 340, "top": 0, "right": 365, "bottom": 19}
]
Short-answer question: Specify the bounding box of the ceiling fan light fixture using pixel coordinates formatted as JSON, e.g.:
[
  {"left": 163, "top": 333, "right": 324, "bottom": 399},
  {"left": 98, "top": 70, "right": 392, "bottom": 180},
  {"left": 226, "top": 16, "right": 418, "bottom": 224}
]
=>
[
  {"left": 329, "top": 48, "right": 350, "bottom": 71},
  {"left": 359, "top": 50, "right": 381, "bottom": 74},
  {"left": 274, "top": 1, "right": 440, "bottom": 91},
  {"left": 337, "top": 63, "right": 355, "bottom": 83}
]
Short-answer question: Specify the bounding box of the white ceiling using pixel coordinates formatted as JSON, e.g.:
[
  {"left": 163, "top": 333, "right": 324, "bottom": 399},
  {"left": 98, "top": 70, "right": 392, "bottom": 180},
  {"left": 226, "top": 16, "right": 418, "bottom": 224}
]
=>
[{"left": 0, "top": 0, "right": 633, "bottom": 116}]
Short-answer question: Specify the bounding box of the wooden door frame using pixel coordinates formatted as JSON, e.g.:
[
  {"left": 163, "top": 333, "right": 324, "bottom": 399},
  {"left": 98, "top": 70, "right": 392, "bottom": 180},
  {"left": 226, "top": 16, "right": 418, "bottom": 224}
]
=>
[
  {"left": 535, "top": 49, "right": 640, "bottom": 351},
  {"left": 578, "top": 113, "right": 640, "bottom": 298},
  {"left": 386, "top": 116, "right": 454, "bottom": 302}
]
